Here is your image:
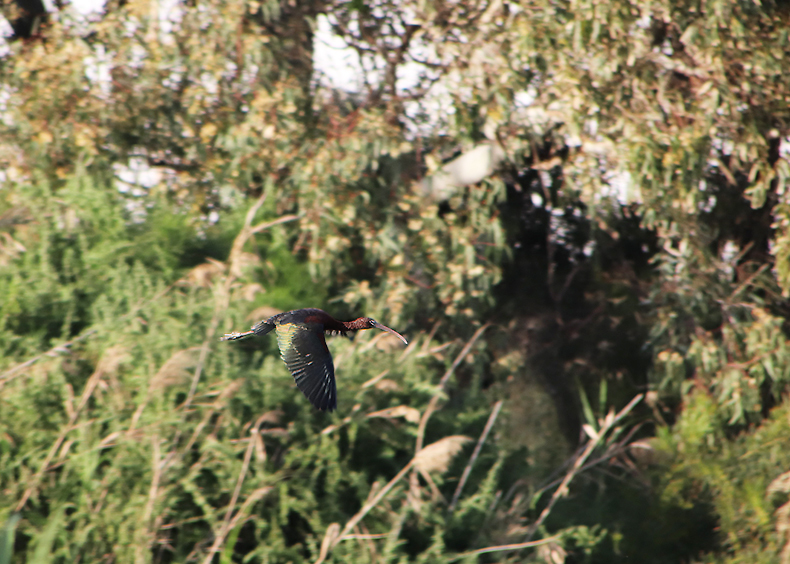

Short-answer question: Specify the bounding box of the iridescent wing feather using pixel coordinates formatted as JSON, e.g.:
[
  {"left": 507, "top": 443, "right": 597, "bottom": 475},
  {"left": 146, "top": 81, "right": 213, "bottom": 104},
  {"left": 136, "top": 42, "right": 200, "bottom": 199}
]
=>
[{"left": 275, "top": 323, "right": 337, "bottom": 411}]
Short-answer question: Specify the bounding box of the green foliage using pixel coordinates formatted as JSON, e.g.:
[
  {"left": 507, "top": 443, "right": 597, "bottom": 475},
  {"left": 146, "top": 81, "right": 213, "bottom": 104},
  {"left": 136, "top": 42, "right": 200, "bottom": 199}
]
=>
[
  {"left": 1, "top": 0, "right": 790, "bottom": 562},
  {"left": 657, "top": 395, "right": 790, "bottom": 563}
]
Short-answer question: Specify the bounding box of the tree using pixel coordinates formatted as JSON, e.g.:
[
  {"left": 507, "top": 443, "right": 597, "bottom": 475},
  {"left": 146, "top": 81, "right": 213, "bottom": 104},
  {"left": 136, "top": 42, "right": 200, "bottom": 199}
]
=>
[{"left": 1, "top": 0, "right": 790, "bottom": 562}]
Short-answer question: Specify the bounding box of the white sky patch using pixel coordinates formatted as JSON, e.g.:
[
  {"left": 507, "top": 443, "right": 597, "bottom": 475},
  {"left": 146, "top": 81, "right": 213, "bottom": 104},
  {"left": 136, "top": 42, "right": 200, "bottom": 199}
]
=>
[
  {"left": 0, "top": 85, "right": 12, "bottom": 126},
  {"left": 85, "top": 44, "right": 112, "bottom": 97},
  {"left": 0, "top": 5, "right": 13, "bottom": 57},
  {"left": 313, "top": 14, "right": 367, "bottom": 91},
  {"left": 604, "top": 170, "right": 640, "bottom": 205},
  {"left": 72, "top": 0, "right": 106, "bottom": 14},
  {"left": 114, "top": 157, "right": 163, "bottom": 193},
  {"left": 514, "top": 89, "right": 536, "bottom": 107}
]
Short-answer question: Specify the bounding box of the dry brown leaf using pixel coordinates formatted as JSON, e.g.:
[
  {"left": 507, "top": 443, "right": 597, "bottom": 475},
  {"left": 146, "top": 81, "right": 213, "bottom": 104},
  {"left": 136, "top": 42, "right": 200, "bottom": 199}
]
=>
[
  {"left": 376, "top": 333, "right": 405, "bottom": 353},
  {"left": 258, "top": 410, "right": 283, "bottom": 425},
  {"left": 247, "top": 306, "right": 283, "bottom": 322},
  {"left": 413, "top": 435, "right": 471, "bottom": 474},
  {"left": 150, "top": 347, "right": 201, "bottom": 391},
  {"left": 367, "top": 405, "right": 420, "bottom": 424},
  {"left": 0, "top": 232, "right": 26, "bottom": 267},
  {"left": 538, "top": 541, "right": 567, "bottom": 564},
  {"left": 769, "top": 471, "right": 790, "bottom": 495},
  {"left": 770, "top": 470, "right": 790, "bottom": 564},
  {"left": 185, "top": 258, "right": 225, "bottom": 288},
  {"left": 96, "top": 345, "right": 130, "bottom": 377},
  {"left": 374, "top": 379, "right": 401, "bottom": 392},
  {"left": 240, "top": 283, "right": 265, "bottom": 301},
  {"left": 230, "top": 251, "right": 261, "bottom": 278},
  {"left": 217, "top": 379, "right": 244, "bottom": 401}
]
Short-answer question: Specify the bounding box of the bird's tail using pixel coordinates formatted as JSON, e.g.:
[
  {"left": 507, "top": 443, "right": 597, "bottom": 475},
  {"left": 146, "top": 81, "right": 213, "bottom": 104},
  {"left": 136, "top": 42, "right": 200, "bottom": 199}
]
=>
[
  {"left": 220, "top": 321, "right": 275, "bottom": 341},
  {"left": 252, "top": 320, "right": 276, "bottom": 336}
]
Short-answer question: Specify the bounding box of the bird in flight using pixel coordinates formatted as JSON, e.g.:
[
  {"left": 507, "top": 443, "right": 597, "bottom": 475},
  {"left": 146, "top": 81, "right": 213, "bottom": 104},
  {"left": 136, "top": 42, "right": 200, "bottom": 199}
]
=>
[{"left": 221, "top": 308, "right": 408, "bottom": 411}]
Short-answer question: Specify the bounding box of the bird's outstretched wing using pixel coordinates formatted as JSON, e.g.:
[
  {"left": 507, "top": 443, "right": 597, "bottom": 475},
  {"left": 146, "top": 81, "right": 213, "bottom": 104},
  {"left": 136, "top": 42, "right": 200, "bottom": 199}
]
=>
[{"left": 275, "top": 323, "right": 337, "bottom": 411}]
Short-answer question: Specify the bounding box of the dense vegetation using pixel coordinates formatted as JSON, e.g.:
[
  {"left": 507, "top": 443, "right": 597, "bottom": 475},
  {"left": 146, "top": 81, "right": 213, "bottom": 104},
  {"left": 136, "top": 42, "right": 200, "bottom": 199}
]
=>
[{"left": 1, "top": 0, "right": 789, "bottom": 562}]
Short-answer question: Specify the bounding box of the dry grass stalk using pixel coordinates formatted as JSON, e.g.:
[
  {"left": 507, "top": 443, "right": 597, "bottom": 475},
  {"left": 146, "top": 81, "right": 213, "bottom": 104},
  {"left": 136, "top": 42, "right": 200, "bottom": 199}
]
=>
[
  {"left": 129, "top": 347, "right": 202, "bottom": 432},
  {"left": 0, "top": 282, "right": 177, "bottom": 390},
  {"left": 326, "top": 435, "right": 470, "bottom": 559},
  {"left": 360, "top": 370, "right": 389, "bottom": 388},
  {"left": 163, "top": 191, "right": 273, "bottom": 463},
  {"left": 525, "top": 393, "right": 644, "bottom": 541},
  {"left": 415, "top": 324, "right": 490, "bottom": 453},
  {"left": 449, "top": 400, "right": 503, "bottom": 513},
  {"left": 150, "top": 347, "right": 202, "bottom": 391},
  {"left": 314, "top": 523, "right": 341, "bottom": 564},
  {"left": 411, "top": 325, "right": 489, "bottom": 504},
  {"left": 201, "top": 414, "right": 271, "bottom": 564},
  {"left": 448, "top": 535, "right": 562, "bottom": 561},
  {"left": 16, "top": 346, "right": 129, "bottom": 511},
  {"left": 176, "top": 197, "right": 297, "bottom": 464},
  {"left": 331, "top": 460, "right": 415, "bottom": 552},
  {"left": 135, "top": 434, "right": 162, "bottom": 564},
  {"left": 182, "top": 191, "right": 272, "bottom": 415}
]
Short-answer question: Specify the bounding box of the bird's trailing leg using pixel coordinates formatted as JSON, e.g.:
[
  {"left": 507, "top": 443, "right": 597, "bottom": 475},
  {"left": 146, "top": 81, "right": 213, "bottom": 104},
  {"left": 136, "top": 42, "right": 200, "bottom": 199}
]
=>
[
  {"left": 219, "top": 329, "right": 255, "bottom": 341},
  {"left": 220, "top": 320, "right": 276, "bottom": 341}
]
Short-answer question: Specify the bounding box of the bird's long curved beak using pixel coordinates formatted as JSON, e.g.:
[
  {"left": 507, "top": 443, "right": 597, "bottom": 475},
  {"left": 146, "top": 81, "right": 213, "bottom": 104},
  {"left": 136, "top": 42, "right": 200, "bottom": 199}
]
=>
[{"left": 372, "top": 321, "right": 409, "bottom": 345}]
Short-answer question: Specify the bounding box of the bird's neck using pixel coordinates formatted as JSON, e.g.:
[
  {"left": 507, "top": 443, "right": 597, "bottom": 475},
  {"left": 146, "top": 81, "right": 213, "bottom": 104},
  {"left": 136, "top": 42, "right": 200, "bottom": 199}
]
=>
[
  {"left": 341, "top": 318, "right": 369, "bottom": 331},
  {"left": 320, "top": 316, "right": 350, "bottom": 334}
]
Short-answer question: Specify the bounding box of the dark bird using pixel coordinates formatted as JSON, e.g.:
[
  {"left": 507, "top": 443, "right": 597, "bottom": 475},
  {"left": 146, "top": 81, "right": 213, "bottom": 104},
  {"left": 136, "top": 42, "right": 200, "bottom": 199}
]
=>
[{"left": 221, "top": 308, "right": 408, "bottom": 411}]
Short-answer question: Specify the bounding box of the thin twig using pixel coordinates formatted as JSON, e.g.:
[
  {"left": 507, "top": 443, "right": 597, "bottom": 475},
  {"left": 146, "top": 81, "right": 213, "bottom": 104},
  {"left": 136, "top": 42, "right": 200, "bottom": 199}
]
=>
[
  {"left": 449, "top": 400, "right": 503, "bottom": 513},
  {"left": 415, "top": 324, "right": 490, "bottom": 452},
  {"left": 412, "top": 324, "right": 489, "bottom": 508},
  {"left": 141, "top": 435, "right": 161, "bottom": 527},
  {"left": 249, "top": 214, "right": 299, "bottom": 235},
  {"left": 525, "top": 394, "right": 643, "bottom": 540},
  {"left": 182, "top": 192, "right": 269, "bottom": 414}
]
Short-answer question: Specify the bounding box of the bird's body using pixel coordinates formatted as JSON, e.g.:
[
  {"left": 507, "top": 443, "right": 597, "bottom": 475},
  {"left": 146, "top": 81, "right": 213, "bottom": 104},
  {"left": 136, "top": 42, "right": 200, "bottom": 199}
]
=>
[{"left": 221, "top": 308, "right": 408, "bottom": 411}]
